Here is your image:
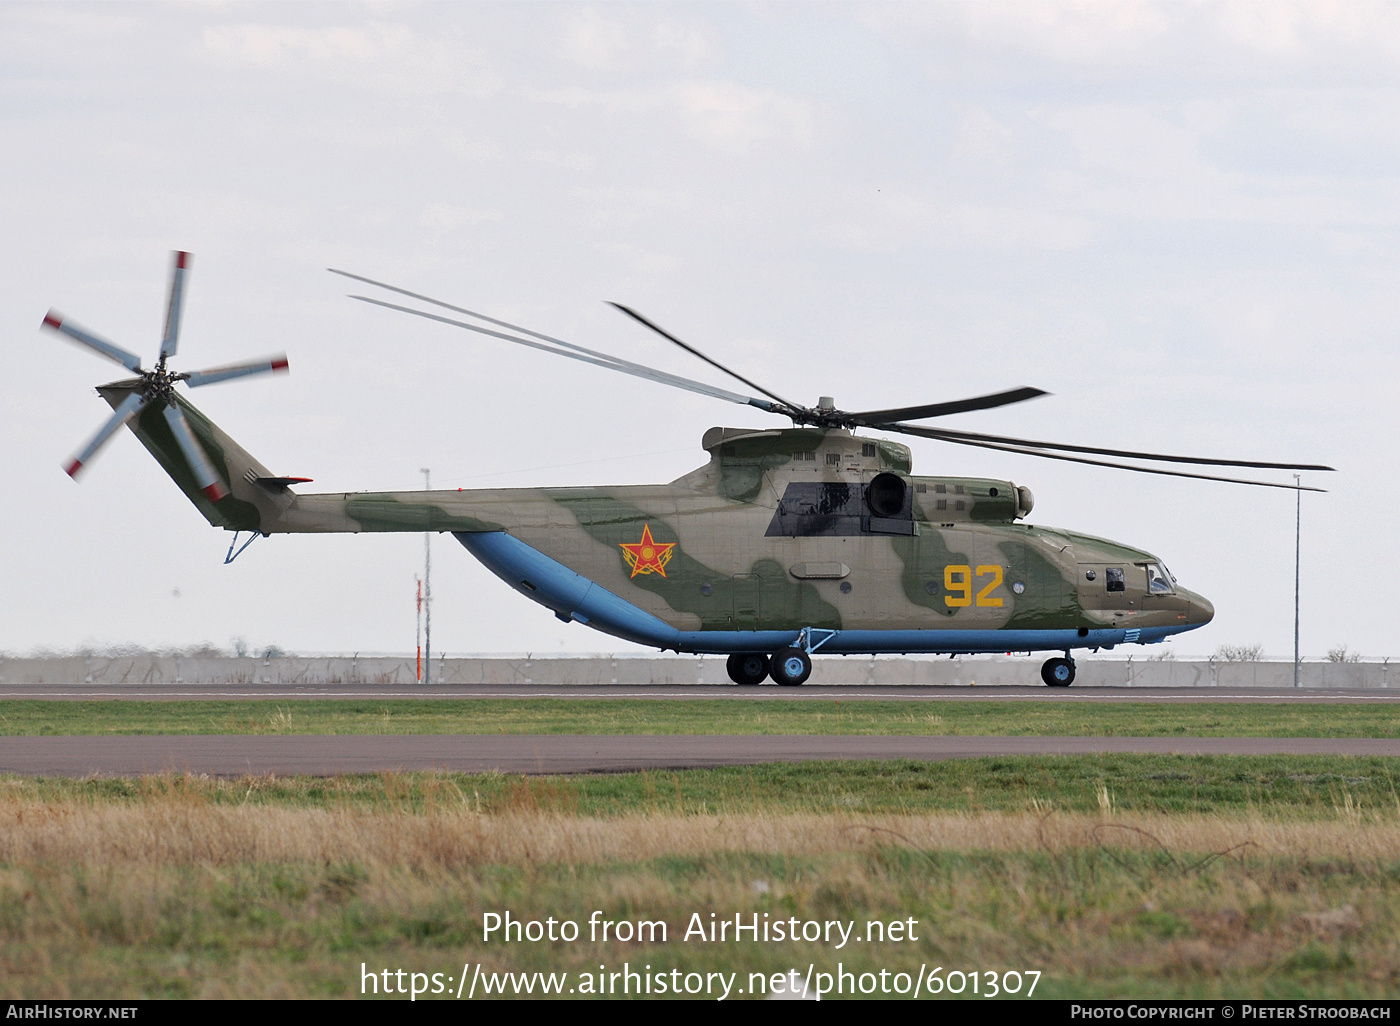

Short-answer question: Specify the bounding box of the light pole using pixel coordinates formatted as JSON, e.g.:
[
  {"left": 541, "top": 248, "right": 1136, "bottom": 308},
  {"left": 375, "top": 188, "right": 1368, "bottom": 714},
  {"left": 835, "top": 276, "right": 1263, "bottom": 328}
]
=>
[
  {"left": 1293, "top": 473, "right": 1301, "bottom": 689},
  {"left": 421, "top": 467, "right": 432, "bottom": 685}
]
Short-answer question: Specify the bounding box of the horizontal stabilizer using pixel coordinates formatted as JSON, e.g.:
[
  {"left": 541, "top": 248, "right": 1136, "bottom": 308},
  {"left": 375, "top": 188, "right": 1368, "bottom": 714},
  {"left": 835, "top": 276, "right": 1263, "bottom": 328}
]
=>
[{"left": 251, "top": 475, "right": 313, "bottom": 490}]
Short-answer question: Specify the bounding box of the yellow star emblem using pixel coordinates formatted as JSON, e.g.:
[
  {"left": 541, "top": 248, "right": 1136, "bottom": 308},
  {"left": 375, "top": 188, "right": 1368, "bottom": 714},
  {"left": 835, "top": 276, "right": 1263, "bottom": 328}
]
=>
[{"left": 619, "top": 523, "right": 675, "bottom": 578}]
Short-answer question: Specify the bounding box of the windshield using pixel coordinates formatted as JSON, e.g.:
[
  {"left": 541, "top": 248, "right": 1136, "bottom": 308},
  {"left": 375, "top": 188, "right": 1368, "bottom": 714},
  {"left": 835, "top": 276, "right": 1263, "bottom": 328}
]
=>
[{"left": 1146, "top": 563, "right": 1175, "bottom": 594}]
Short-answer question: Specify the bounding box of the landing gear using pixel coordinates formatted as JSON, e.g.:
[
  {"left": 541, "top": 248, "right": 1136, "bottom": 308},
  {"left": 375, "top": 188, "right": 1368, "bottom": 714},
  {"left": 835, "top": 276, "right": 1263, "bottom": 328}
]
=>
[
  {"left": 1041, "top": 656, "right": 1076, "bottom": 687},
  {"left": 726, "top": 652, "right": 770, "bottom": 686},
  {"left": 769, "top": 647, "right": 813, "bottom": 686}
]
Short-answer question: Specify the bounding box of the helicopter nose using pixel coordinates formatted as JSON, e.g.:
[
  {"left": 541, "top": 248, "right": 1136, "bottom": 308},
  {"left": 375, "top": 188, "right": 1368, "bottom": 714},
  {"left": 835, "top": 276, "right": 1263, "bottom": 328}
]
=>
[{"left": 1187, "top": 592, "right": 1215, "bottom": 626}]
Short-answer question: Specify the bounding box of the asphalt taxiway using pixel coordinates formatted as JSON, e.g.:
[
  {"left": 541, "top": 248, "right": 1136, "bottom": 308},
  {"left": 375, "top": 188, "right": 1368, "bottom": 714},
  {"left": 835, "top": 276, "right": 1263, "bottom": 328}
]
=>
[{"left": 1, "top": 682, "right": 1397, "bottom": 702}]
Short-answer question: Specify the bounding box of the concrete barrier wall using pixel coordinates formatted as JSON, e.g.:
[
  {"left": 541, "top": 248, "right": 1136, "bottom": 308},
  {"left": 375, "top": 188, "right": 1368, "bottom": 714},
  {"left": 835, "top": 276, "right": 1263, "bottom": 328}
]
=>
[{"left": 0, "top": 654, "right": 1392, "bottom": 688}]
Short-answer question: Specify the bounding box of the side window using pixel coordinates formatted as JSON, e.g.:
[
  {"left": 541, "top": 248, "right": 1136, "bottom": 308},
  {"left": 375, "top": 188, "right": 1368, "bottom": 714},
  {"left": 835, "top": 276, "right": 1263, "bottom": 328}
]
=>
[
  {"left": 1146, "top": 564, "right": 1174, "bottom": 594},
  {"left": 1106, "top": 567, "right": 1125, "bottom": 593}
]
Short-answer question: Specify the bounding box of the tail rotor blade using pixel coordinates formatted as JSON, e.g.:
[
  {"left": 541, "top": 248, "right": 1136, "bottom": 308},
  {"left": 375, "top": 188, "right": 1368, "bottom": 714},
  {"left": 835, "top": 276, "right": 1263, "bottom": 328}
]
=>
[
  {"left": 183, "top": 354, "right": 289, "bottom": 388},
  {"left": 41, "top": 311, "right": 143, "bottom": 372},
  {"left": 161, "top": 402, "right": 228, "bottom": 501},
  {"left": 159, "top": 251, "right": 190, "bottom": 362},
  {"left": 63, "top": 392, "right": 147, "bottom": 478}
]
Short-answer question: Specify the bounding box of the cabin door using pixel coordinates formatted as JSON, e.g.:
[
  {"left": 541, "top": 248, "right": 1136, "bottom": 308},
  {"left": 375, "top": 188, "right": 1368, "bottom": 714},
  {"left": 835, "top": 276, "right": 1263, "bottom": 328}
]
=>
[{"left": 732, "top": 573, "right": 761, "bottom": 629}]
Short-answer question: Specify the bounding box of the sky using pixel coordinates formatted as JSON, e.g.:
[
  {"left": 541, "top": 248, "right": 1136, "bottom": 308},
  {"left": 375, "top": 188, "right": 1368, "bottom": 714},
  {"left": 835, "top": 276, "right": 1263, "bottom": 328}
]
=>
[{"left": 2, "top": 1, "right": 1397, "bottom": 660}]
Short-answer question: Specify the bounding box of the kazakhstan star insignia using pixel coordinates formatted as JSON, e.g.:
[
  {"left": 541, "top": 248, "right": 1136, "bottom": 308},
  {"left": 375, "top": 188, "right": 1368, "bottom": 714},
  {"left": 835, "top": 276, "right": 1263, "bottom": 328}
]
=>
[{"left": 620, "top": 523, "right": 676, "bottom": 578}]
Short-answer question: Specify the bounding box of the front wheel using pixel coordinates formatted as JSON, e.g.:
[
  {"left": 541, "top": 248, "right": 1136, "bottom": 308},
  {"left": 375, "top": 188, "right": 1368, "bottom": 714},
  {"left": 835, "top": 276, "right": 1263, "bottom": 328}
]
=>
[
  {"left": 1041, "top": 657, "right": 1076, "bottom": 687},
  {"left": 726, "top": 652, "right": 770, "bottom": 686},
  {"left": 769, "top": 647, "right": 813, "bottom": 686}
]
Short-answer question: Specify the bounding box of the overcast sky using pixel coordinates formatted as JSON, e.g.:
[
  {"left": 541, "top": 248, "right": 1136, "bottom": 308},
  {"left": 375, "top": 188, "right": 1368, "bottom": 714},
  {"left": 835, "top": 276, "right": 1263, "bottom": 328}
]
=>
[{"left": 3, "top": 1, "right": 1397, "bottom": 660}]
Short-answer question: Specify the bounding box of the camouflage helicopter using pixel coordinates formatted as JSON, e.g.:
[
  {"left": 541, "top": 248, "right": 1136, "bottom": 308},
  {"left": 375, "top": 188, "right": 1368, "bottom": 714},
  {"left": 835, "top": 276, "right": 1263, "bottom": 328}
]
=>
[{"left": 43, "top": 252, "right": 1331, "bottom": 687}]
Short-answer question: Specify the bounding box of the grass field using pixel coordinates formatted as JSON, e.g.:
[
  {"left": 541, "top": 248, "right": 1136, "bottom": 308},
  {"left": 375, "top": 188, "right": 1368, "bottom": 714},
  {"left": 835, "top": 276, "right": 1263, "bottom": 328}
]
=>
[
  {"left": 3, "top": 698, "right": 1400, "bottom": 737},
  {"left": 6, "top": 754, "right": 1399, "bottom": 816},
  {"left": 3, "top": 756, "right": 1400, "bottom": 999}
]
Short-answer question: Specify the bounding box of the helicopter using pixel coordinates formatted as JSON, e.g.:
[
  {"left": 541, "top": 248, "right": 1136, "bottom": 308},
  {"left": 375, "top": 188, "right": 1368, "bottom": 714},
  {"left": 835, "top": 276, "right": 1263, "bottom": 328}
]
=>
[{"left": 42, "top": 252, "right": 1332, "bottom": 687}]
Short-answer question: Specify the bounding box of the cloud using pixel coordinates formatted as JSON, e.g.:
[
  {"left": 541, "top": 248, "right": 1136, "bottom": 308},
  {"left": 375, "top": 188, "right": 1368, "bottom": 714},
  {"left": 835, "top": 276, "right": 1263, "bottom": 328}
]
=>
[
  {"left": 859, "top": 0, "right": 1170, "bottom": 65},
  {"left": 420, "top": 204, "right": 503, "bottom": 235},
  {"left": 538, "top": 79, "right": 818, "bottom": 152},
  {"left": 678, "top": 80, "right": 816, "bottom": 149},
  {"left": 861, "top": 0, "right": 1400, "bottom": 73},
  {"left": 200, "top": 20, "right": 501, "bottom": 97},
  {"left": 1215, "top": 0, "right": 1400, "bottom": 57},
  {"left": 951, "top": 108, "right": 1019, "bottom": 167},
  {"left": 956, "top": 0, "right": 1171, "bottom": 63},
  {"left": 818, "top": 190, "right": 1095, "bottom": 254},
  {"left": 203, "top": 22, "right": 413, "bottom": 65},
  {"left": 558, "top": 8, "right": 717, "bottom": 73},
  {"left": 560, "top": 8, "right": 630, "bottom": 71}
]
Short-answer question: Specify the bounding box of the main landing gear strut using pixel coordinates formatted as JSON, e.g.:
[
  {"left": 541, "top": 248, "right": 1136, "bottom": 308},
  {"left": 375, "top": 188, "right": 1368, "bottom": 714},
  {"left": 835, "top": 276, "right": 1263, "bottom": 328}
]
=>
[
  {"left": 1041, "top": 654, "right": 1076, "bottom": 687},
  {"left": 726, "top": 628, "right": 830, "bottom": 686},
  {"left": 726, "top": 640, "right": 1078, "bottom": 688},
  {"left": 724, "top": 648, "right": 813, "bottom": 686}
]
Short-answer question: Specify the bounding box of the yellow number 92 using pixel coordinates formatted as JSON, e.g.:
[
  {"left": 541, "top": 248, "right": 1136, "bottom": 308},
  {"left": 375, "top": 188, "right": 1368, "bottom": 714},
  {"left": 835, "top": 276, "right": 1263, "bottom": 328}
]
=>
[{"left": 943, "top": 564, "right": 1005, "bottom": 608}]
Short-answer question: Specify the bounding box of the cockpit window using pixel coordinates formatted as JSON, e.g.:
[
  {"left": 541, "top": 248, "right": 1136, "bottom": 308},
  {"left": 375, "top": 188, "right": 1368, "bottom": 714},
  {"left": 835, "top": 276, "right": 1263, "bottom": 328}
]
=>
[
  {"left": 1105, "top": 567, "right": 1125, "bottom": 593},
  {"left": 1147, "top": 563, "right": 1175, "bottom": 594}
]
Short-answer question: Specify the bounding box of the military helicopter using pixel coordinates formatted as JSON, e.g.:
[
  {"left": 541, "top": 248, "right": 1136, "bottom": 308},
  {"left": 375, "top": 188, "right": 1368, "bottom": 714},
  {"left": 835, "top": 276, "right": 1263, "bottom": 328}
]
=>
[{"left": 43, "top": 252, "right": 1332, "bottom": 687}]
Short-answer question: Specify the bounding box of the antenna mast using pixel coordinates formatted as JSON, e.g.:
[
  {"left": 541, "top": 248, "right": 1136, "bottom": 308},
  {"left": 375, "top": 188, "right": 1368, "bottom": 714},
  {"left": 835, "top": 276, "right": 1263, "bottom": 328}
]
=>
[
  {"left": 1294, "top": 474, "right": 1301, "bottom": 689},
  {"left": 421, "top": 467, "right": 432, "bottom": 685}
]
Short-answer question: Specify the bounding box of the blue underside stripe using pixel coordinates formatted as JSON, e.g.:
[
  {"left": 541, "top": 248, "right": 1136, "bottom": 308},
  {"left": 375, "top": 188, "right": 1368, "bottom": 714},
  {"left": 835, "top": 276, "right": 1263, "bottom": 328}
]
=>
[{"left": 454, "top": 531, "right": 1200, "bottom": 656}]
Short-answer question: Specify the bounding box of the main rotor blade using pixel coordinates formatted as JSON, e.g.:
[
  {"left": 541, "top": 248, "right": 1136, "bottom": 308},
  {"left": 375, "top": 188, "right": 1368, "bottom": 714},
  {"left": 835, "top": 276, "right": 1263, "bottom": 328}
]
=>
[
  {"left": 63, "top": 392, "right": 146, "bottom": 479},
  {"left": 882, "top": 422, "right": 1326, "bottom": 491},
  {"left": 183, "top": 354, "right": 289, "bottom": 388},
  {"left": 159, "top": 250, "right": 190, "bottom": 362},
  {"left": 41, "top": 312, "right": 143, "bottom": 372},
  {"left": 162, "top": 402, "right": 228, "bottom": 501},
  {"left": 348, "top": 294, "right": 777, "bottom": 411},
  {"left": 904, "top": 424, "right": 1334, "bottom": 472},
  {"left": 331, "top": 268, "right": 615, "bottom": 361},
  {"left": 330, "top": 269, "right": 780, "bottom": 409},
  {"left": 607, "top": 303, "right": 803, "bottom": 413},
  {"left": 847, "top": 386, "right": 1049, "bottom": 424},
  {"left": 331, "top": 268, "right": 777, "bottom": 410}
]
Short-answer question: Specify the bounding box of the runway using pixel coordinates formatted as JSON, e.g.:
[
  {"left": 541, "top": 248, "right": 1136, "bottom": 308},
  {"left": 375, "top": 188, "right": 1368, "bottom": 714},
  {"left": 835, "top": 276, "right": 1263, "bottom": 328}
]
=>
[
  {"left": 1, "top": 682, "right": 1398, "bottom": 703},
  {"left": 3, "top": 734, "right": 1399, "bottom": 776}
]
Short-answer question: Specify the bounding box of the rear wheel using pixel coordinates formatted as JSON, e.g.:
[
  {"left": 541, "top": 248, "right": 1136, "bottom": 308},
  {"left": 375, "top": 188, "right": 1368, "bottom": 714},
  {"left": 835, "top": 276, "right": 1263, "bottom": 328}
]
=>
[
  {"left": 726, "top": 652, "right": 770, "bottom": 686},
  {"left": 769, "top": 647, "right": 813, "bottom": 687},
  {"left": 1041, "top": 657, "right": 1075, "bottom": 687}
]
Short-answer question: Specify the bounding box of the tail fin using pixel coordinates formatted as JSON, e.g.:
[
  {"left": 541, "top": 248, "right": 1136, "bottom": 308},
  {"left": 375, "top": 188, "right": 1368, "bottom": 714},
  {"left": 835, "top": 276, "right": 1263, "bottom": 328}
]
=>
[{"left": 97, "top": 382, "right": 285, "bottom": 533}]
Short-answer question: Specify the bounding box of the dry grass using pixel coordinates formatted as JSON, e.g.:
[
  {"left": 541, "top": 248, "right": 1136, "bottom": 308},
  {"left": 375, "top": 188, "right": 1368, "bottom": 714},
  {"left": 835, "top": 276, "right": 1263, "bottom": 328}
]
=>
[
  {"left": 2, "top": 799, "right": 1398, "bottom": 867},
  {"left": 2, "top": 803, "right": 1397, "bottom": 999},
  {"left": 4, "top": 768, "right": 1399, "bottom": 998}
]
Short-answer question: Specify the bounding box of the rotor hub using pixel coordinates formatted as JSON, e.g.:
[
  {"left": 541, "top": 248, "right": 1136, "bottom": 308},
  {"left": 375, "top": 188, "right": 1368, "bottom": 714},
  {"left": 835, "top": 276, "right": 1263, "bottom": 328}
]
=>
[{"left": 139, "top": 365, "right": 181, "bottom": 405}]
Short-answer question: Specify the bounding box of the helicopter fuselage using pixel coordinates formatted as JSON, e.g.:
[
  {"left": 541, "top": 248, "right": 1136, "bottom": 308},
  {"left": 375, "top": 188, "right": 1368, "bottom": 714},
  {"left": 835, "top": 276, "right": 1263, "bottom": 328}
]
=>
[{"left": 111, "top": 386, "right": 1213, "bottom": 659}]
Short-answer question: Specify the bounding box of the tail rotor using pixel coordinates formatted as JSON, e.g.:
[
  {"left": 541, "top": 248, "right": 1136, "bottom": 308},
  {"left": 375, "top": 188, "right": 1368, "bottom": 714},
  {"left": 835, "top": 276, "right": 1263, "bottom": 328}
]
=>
[
  {"left": 42, "top": 250, "right": 289, "bottom": 489},
  {"left": 62, "top": 392, "right": 148, "bottom": 479}
]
